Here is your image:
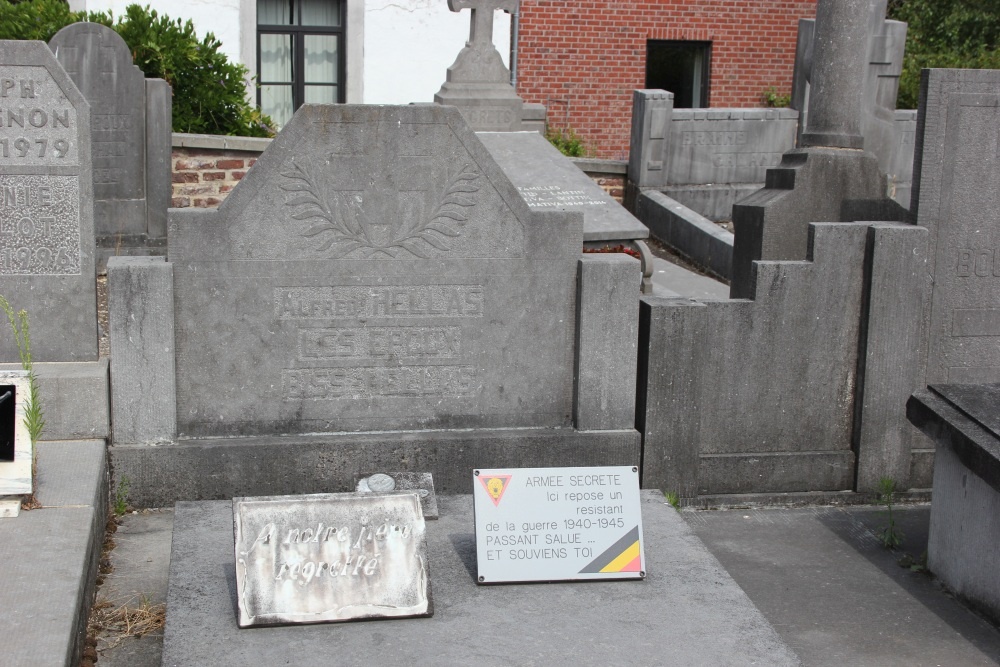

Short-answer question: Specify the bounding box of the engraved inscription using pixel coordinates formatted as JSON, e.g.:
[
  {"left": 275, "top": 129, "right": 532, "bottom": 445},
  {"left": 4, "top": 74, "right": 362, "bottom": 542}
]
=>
[
  {"left": 681, "top": 130, "right": 748, "bottom": 146},
  {"left": 299, "top": 326, "right": 461, "bottom": 360},
  {"left": 275, "top": 285, "right": 484, "bottom": 319},
  {"left": 91, "top": 114, "right": 133, "bottom": 185},
  {"left": 956, "top": 248, "right": 1000, "bottom": 277},
  {"left": 518, "top": 186, "right": 605, "bottom": 208},
  {"left": 463, "top": 107, "right": 515, "bottom": 127},
  {"left": 283, "top": 365, "right": 478, "bottom": 400},
  {"left": 0, "top": 71, "right": 78, "bottom": 166},
  {"left": 711, "top": 152, "right": 782, "bottom": 168},
  {"left": 0, "top": 175, "right": 80, "bottom": 275}
]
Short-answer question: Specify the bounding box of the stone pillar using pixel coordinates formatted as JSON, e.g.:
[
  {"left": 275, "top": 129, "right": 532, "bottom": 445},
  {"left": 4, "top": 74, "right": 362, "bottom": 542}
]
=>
[
  {"left": 108, "top": 256, "right": 176, "bottom": 444},
  {"left": 627, "top": 90, "right": 674, "bottom": 191},
  {"left": 574, "top": 254, "right": 640, "bottom": 431},
  {"left": 145, "top": 78, "right": 172, "bottom": 241},
  {"left": 800, "top": 0, "right": 870, "bottom": 149}
]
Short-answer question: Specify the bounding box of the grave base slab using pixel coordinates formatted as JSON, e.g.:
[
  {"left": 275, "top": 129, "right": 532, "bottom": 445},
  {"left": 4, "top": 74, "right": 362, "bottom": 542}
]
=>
[
  {"left": 111, "top": 428, "right": 641, "bottom": 508},
  {"left": 162, "top": 492, "right": 799, "bottom": 667}
]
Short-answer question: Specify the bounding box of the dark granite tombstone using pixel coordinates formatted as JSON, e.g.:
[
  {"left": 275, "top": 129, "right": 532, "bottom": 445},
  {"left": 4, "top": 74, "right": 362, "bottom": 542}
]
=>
[
  {"left": 50, "top": 23, "right": 172, "bottom": 257},
  {"left": 0, "top": 40, "right": 96, "bottom": 362}
]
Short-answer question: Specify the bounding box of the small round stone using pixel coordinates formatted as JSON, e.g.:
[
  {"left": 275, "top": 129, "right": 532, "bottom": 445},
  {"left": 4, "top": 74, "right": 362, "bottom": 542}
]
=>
[{"left": 367, "top": 473, "right": 396, "bottom": 492}]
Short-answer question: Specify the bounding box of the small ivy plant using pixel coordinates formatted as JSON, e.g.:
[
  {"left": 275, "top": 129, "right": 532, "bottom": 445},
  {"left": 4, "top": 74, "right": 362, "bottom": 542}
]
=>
[{"left": 761, "top": 87, "right": 791, "bottom": 108}]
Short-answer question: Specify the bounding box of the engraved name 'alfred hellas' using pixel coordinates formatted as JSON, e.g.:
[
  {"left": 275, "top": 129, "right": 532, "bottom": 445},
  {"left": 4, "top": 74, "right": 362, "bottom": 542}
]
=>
[
  {"left": 246, "top": 519, "right": 415, "bottom": 585},
  {"left": 281, "top": 157, "right": 481, "bottom": 259}
]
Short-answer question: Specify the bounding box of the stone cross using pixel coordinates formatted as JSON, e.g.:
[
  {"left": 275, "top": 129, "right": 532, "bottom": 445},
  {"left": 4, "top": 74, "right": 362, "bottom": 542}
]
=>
[{"left": 449, "top": 0, "right": 517, "bottom": 48}]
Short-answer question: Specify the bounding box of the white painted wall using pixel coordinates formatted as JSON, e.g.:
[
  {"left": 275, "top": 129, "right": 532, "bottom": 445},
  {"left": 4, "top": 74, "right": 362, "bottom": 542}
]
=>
[
  {"left": 363, "top": 0, "right": 510, "bottom": 104},
  {"left": 67, "top": 0, "right": 511, "bottom": 105}
]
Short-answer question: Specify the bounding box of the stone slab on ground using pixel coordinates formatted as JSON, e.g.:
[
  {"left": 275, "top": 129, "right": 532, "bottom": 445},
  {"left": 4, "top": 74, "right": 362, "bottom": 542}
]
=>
[
  {"left": 162, "top": 492, "right": 800, "bottom": 667},
  {"left": 0, "top": 440, "right": 107, "bottom": 666},
  {"left": 686, "top": 505, "right": 1000, "bottom": 666},
  {"left": 477, "top": 131, "right": 649, "bottom": 242}
]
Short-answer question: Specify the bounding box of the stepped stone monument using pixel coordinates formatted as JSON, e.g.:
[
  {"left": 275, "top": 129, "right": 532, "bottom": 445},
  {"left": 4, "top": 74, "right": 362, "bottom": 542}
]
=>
[
  {"left": 50, "top": 22, "right": 172, "bottom": 262},
  {"left": 109, "top": 104, "right": 640, "bottom": 506},
  {"left": 730, "top": 0, "right": 906, "bottom": 299},
  {"left": 636, "top": 0, "right": 930, "bottom": 498},
  {"left": 434, "top": 0, "right": 526, "bottom": 131}
]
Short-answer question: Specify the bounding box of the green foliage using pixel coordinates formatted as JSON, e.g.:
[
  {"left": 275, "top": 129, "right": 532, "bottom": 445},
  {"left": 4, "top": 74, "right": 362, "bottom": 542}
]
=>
[
  {"left": 761, "top": 87, "right": 791, "bottom": 108},
  {"left": 876, "top": 477, "right": 903, "bottom": 550},
  {"left": 664, "top": 491, "right": 680, "bottom": 510},
  {"left": 888, "top": 0, "right": 1000, "bottom": 108},
  {"left": 114, "top": 475, "right": 131, "bottom": 516},
  {"left": 0, "top": 1, "right": 274, "bottom": 137},
  {"left": 546, "top": 126, "right": 591, "bottom": 158},
  {"left": 0, "top": 0, "right": 80, "bottom": 42},
  {"left": 0, "top": 296, "right": 44, "bottom": 446}
]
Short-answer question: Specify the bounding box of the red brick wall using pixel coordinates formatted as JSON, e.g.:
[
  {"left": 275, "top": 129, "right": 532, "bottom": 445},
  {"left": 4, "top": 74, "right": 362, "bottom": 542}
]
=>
[
  {"left": 171, "top": 149, "right": 258, "bottom": 208},
  {"left": 516, "top": 0, "right": 816, "bottom": 159}
]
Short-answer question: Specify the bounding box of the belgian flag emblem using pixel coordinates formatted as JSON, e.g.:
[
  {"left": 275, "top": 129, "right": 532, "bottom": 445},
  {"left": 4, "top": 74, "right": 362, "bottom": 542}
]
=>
[{"left": 578, "top": 527, "right": 642, "bottom": 574}]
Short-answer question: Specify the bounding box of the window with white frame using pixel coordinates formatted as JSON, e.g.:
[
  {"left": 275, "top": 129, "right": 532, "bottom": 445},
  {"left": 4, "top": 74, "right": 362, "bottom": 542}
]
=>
[{"left": 257, "top": 0, "right": 346, "bottom": 128}]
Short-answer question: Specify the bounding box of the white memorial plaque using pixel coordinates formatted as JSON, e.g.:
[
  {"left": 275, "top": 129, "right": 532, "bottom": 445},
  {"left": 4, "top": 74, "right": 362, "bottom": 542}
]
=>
[
  {"left": 233, "top": 492, "right": 432, "bottom": 627},
  {"left": 473, "top": 466, "right": 645, "bottom": 583}
]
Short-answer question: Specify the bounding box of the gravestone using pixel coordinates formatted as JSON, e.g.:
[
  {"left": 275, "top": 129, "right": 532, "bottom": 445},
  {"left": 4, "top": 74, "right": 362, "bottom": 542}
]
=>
[
  {"left": 912, "top": 69, "right": 1000, "bottom": 385},
  {"left": 434, "top": 0, "right": 524, "bottom": 131},
  {"left": 0, "top": 40, "right": 96, "bottom": 362},
  {"left": 49, "top": 23, "right": 171, "bottom": 258},
  {"left": 478, "top": 131, "right": 649, "bottom": 242},
  {"left": 624, "top": 91, "right": 799, "bottom": 221},
  {"left": 109, "top": 104, "right": 641, "bottom": 506}
]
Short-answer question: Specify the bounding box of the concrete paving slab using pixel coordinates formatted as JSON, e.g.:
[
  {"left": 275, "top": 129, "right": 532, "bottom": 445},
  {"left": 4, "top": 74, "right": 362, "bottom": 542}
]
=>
[
  {"left": 648, "top": 255, "right": 729, "bottom": 300},
  {"left": 0, "top": 440, "right": 107, "bottom": 666},
  {"left": 685, "top": 505, "right": 1000, "bottom": 666},
  {"left": 161, "top": 492, "right": 800, "bottom": 666}
]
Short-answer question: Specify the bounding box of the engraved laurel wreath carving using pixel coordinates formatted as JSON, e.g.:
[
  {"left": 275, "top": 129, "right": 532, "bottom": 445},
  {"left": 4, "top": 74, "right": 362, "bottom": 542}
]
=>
[{"left": 280, "top": 160, "right": 481, "bottom": 258}]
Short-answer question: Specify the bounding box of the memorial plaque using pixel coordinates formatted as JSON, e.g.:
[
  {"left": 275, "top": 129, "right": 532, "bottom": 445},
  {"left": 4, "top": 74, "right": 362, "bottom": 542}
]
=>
[
  {"left": 0, "top": 371, "right": 31, "bottom": 495},
  {"left": 356, "top": 471, "right": 439, "bottom": 519},
  {"left": 0, "top": 41, "right": 96, "bottom": 362},
  {"left": 233, "top": 492, "right": 432, "bottom": 627},
  {"left": 473, "top": 466, "right": 645, "bottom": 583}
]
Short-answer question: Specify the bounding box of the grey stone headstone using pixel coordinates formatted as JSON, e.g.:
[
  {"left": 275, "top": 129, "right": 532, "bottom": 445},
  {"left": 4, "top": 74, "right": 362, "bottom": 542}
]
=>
[
  {"left": 50, "top": 24, "right": 147, "bottom": 239},
  {"left": 356, "top": 471, "right": 439, "bottom": 519},
  {"left": 434, "top": 0, "right": 524, "bottom": 131},
  {"left": 233, "top": 491, "right": 431, "bottom": 626},
  {"left": 913, "top": 69, "right": 1000, "bottom": 385},
  {"left": 167, "top": 104, "right": 581, "bottom": 438},
  {"left": 0, "top": 40, "right": 97, "bottom": 362},
  {"left": 478, "top": 131, "right": 648, "bottom": 242}
]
